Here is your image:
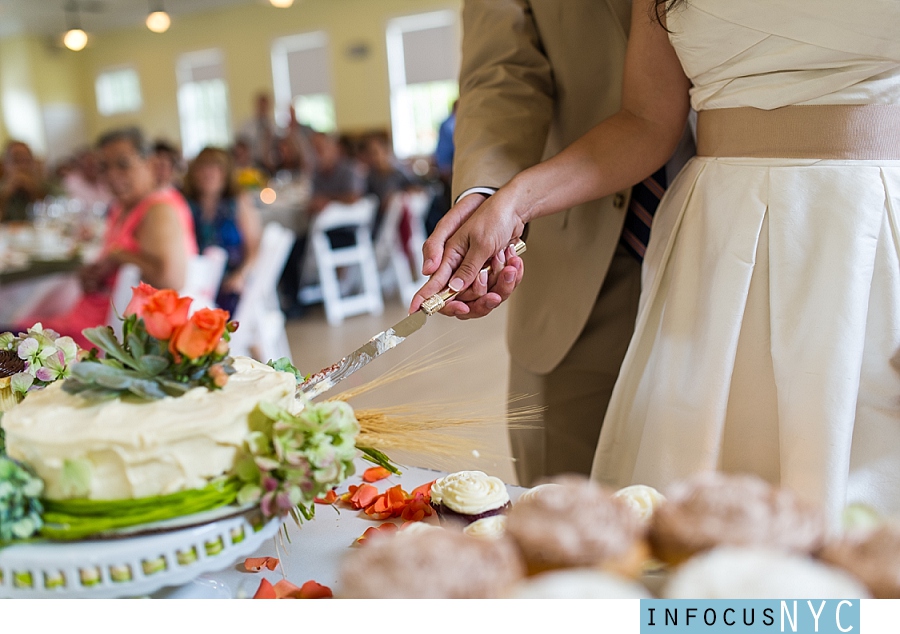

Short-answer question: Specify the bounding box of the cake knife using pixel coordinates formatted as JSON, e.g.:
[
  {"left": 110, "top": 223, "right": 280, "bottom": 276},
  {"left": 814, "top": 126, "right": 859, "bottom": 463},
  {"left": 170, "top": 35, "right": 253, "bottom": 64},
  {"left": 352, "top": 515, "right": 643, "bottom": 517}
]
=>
[{"left": 297, "top": 239, "right": 526, "bottom": 400}]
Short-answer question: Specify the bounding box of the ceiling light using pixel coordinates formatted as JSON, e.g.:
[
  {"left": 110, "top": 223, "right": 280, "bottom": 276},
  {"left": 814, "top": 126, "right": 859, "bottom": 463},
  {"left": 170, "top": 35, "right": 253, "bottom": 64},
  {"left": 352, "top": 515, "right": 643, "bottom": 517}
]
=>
[
  {"left": 269, "top": 0, "right": 295, "bottom": 8},
  {"left": 146, "top": 2, "right": 171, "bottom": 33},
  {"left": 63, "top": 1, "right": 88, "bottom": 51},
  {"left": 63, "top": 28, "right": 88, "bottom": 51},
  {"left": 146, "top": 11, "right": 171, "bottom": 33}
]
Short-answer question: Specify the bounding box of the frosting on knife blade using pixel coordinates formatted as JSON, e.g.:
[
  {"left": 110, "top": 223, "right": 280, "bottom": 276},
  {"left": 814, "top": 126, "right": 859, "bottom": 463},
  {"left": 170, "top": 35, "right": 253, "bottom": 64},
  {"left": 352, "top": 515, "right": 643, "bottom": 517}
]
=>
[{"left": 298, "top": 311, "right": 426, "bottom": 399}]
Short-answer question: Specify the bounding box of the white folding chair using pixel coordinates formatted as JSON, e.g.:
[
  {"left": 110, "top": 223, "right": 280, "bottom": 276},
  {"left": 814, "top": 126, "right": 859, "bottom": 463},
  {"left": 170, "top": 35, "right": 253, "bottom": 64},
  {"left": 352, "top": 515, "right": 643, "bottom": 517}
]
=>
[
  {"left": 301, "top": 196, "right": 384, "bottom": 326},
  {"left": 107, "top": 263, "right": 142, "bottom": 338},
  {"left": 374, "top": 190, "right": 431, "bottom": 306},
  {"left": 229, "top": 222, "right": 296, "bottom": 362},
  {"left": 181, "top": 246, "right": 228, "bottom": 312}
]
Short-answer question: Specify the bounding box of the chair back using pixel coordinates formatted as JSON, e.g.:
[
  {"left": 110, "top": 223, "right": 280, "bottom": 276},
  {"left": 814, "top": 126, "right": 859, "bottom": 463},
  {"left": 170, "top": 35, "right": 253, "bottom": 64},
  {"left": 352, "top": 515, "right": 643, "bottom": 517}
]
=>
[
  {"left": 229, "top": 222, "right": 296, "bottom": 361},
  {"left": 374, "top": 190, "right": 431, "bottom": 304},
  {"left": 181, "top": 246, "right": 228, "bottom": 311}
]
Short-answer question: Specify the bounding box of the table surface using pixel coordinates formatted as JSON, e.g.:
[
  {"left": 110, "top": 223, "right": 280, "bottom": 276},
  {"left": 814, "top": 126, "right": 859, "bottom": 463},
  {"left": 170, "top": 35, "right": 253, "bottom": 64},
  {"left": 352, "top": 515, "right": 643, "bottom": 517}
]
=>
[{"left": 153, "top": 461, "right": 525, "bottom": 599}]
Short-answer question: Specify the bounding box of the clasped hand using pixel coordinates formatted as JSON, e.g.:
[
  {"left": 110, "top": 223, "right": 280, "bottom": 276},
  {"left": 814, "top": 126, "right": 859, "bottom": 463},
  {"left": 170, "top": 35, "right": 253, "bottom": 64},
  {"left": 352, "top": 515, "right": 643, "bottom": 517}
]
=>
[{"left": 409, "top": 189, "right": 526, "bottom": 319}]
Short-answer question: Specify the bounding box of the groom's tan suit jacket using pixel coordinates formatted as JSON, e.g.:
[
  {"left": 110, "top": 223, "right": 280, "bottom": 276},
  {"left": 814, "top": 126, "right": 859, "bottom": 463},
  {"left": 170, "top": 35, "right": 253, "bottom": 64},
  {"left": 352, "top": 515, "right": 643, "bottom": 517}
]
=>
[{"left": 453, "top": 0, "right": 633, "bottom": 375}]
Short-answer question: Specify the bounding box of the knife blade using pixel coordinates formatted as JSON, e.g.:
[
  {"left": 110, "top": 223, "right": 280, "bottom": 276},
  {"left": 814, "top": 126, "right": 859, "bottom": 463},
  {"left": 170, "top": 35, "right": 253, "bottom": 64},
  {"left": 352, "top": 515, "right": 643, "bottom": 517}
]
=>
[{"left": 297, "top": 239, "right": 526, "bottom": 400}]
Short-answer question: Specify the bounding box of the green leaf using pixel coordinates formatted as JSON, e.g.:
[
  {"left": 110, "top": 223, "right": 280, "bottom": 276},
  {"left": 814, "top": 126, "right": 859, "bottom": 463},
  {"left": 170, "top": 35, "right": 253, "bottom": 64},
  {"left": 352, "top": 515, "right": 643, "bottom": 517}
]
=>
[
  {"left": 137, "top": 355, "right": 168, "bottom": 376},
  {"left": 82, "top": 326, "right": 139, "bottom": 369},
  {"left": 358, "top": 446, "right": 402, "bottom": 475},
  {"left": 125, "top": 332, "right": 146, "bottom": 358},
  {"left": 267, "top": 357, "right": 305, "bottom": 383}
]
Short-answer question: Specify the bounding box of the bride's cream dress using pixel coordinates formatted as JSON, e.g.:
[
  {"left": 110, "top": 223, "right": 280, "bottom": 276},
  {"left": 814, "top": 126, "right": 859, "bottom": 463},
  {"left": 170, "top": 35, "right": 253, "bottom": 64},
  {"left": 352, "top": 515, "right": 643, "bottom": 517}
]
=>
[{"left": 591, "top": 0, "right": 900, "bottom": 524}]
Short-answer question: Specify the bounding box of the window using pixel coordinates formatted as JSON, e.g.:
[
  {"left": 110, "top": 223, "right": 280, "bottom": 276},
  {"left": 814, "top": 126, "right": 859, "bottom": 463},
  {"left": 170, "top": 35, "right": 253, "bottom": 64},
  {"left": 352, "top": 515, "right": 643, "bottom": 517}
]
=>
[
  {"left": 386, "top": 11, "right": 460, "bottom": 158},
  {"left": 271, "top": 32, "right": 336, "bottom": 133},
  {"left": 176, "top": 50, "right": 231, "bottom": 158},
  {"left": 95, "top": 67, "right": 142, "bottom": 116}
]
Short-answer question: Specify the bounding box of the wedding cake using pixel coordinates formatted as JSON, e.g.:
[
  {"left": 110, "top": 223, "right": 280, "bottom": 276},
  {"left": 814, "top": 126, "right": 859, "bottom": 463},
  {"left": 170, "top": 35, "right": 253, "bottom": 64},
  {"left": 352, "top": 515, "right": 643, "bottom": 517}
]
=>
[{"left": 2, "top": 357, "right": 296, "bottom": 500}]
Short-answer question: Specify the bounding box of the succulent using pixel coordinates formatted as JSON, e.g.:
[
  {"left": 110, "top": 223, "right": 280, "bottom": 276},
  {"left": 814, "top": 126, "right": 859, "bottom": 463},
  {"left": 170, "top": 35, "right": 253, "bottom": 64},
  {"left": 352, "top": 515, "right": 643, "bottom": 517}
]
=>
[
  {"left": 234, "top": 400, "right": 360, "bottom": 523},
  {"left": 0, "top": 456, "right": 44, "bottom": 541}
]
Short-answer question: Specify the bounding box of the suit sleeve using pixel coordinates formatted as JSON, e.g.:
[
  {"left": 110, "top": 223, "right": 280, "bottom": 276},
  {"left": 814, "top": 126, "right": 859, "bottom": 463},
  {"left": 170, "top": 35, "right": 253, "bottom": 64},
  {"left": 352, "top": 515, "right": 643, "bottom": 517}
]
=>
[{"left": 451, "top": 0, "right": 555, "bottom": 201}]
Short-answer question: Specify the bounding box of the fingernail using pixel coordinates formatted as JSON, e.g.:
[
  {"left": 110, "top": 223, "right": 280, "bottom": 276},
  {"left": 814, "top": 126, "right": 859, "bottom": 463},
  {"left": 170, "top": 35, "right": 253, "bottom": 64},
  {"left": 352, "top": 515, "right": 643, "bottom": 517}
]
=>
[
  {"left": 503, "top": 270, "right": 515, "bottom": 283},
  {"left": 448, "top": 277, "right": 465, "bottom": 292},
  {"left": 478, "top": 270, "right": 488, "bottom": 286},
  {"left": 507, "top": 245, "right": 516, "bottom": 258},
  {"left": 423, "top": 258, "right": 433, "bottom": 271},
  {"left": 498, "top": 248, "right": 506, "bottom": 265}
]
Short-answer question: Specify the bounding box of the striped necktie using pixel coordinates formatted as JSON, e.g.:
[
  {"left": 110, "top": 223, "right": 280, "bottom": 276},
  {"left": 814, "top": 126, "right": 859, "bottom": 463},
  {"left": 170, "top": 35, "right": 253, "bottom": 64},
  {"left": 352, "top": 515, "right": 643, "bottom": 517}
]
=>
[{"left": 620, "top": 166, "right": 667, "bottom": 263}]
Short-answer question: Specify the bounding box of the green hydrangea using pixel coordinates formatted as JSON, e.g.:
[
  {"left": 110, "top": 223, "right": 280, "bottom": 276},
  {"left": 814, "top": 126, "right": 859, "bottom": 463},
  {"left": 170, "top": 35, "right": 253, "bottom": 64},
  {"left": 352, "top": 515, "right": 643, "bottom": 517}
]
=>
[
  {"left": 234, "top": 400, "right": 359, "bottom": 523},
  {"left": 0, "top": 456, "right": 44, "bottom": 541}
]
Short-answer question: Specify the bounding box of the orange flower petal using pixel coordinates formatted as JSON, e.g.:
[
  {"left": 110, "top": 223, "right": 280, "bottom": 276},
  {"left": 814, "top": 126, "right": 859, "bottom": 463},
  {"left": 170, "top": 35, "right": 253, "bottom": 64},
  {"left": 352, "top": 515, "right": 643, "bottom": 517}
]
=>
[
  {"left": 244, "top": 556, "right": 280, "bottom": 572},
  {"left": 411, "top": 480, "right": 434, "bottom": 501},
  {"left": 273, "top": 579, "right": 305, "bottom": 599},
  {"left": 299, "top": 580, "right": 333, "bottom": 599},
  {"left": 350, "top": 483, "right": 379, "bottom": 510},
  {"left": 252, "top": 578, "right": 277, "bottom": 599},
  {"left": 314, "top": 490, "right": 338, "bottom": 505},
  {"left": 401, "top": 498, "right": 434, "bottom": 522},
  {"left": 362, "top": 466, "right": 392, "bottom": 483},
  {"left": 356, "top": 523, "right": 399, "bottom": 545}
]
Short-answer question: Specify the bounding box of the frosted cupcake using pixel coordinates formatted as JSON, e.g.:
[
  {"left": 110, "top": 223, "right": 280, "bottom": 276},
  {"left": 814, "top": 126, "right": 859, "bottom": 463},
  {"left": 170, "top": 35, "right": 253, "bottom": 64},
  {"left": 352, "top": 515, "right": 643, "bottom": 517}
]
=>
[
  {"left": 507, "top": 569, "right": 651, "bottom": 599},
  {"left": 614, "top": 484, "right": 666, "bottom": 526},
  {"left": 338, "top": 529, "right": 525, "bottom": 598},
  {"left": 664, "top": 546, "right": 870, "bottom": 599},
  {"left": 505, "top": 476, "right": 648, "bottom": 578},
  {"left": 820, "top": 523, "right": 900, "bottom": 598},
  {"left": 649, "top": 472, "right": 826, "bottom": 565},
  {"left": 430, "top": 470, "right": 510, "bottom": 525},
  {"left": 463, "top": 514, "right": 508, "bottom": 540},
  {"left": 515, "top": 483, "right": 562, "bottom": 505}
]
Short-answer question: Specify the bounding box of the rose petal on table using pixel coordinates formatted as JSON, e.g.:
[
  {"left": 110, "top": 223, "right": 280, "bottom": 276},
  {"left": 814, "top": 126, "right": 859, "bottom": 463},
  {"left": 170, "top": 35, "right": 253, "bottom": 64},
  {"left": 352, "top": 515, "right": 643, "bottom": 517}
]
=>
[
  {"left": 299, "top": 580, "right": 333, "bottom": 599},
  {"left": 356, "top": 523, "right": 399, "bottom": 545},
  {"left": 244, "top": 556, "right": 280, "bottom": 572},
  {"left": 362, "top": 466, "right": 392, "bottom": 483},
  {"left": 349, "top": 483, "right": 379, "bottom": 510},
  {"left": 401, "top": 497, "right": 434, "bottom": 522},
  {"left": 273, "top": 579, "right": 305, "bottom": 599},
  {"left": 410, "top": 480, "right": 434, "bottom": 502},
  {"left": 314, "top": 489, "right": 338, "bottom": 504},
  {"left": 252, "top": 578, "right": 277, "bottom": 599}
]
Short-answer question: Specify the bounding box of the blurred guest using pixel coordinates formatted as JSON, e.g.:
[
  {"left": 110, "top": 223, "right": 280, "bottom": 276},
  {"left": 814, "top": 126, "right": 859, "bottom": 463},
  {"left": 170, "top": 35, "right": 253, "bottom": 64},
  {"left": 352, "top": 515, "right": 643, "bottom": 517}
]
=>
[
  {"left": 0, "top": 141, "right": 49, "bottom": 223},
  {"left": 238, "top": 92, "right": 277, "bottom": 174},
  {"left": 150, "top": 139, "right": 183, "bottom": 192},
  {"left": 278, "top": 132, "right": 366, "bottom": 317},
  {"left": 231, "top": 138, "right": 268, "bottom": 190},
  {"left": 307, "top": 132, "right": 365, "bottom": 214},
  {"left": 275, "top": 104, "right": 316, "bottom": 177},
  {"left": 361, "top": 134, "right": 415, "bottom": 233},
  {"left": 183, "top": 147, "right": 262, "bottom": 315},
  {"left": 63, "top": 148, "right": 112, "bottom": 211},
  {"left": 21, "top": 128, "right": 196, "bottom": 348},
  {"left": 427, "top": 101, "right": 458, "bottom": 233}
]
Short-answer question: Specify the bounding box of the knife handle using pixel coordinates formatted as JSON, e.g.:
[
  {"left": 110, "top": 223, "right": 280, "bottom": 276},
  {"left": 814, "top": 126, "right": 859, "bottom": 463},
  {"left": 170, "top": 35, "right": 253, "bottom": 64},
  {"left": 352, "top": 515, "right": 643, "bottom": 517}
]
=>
[{"left": 421, "top": 239, "right": 526, "bottom": 316}]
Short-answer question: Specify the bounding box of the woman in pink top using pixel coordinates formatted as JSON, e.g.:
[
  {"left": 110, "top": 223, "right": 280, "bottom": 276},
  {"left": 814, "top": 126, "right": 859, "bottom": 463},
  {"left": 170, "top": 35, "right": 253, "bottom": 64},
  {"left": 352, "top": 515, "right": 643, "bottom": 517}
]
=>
[{"left": 24, "top": 128, "right": 196, "bottom": 347}]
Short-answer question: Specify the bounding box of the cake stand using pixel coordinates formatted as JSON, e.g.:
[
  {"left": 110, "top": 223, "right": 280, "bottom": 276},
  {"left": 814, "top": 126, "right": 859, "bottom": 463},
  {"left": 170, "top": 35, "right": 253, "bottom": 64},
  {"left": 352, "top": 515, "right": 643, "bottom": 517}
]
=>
[{"left": 0, "top": 508, "right": 281, "bottom": 598}]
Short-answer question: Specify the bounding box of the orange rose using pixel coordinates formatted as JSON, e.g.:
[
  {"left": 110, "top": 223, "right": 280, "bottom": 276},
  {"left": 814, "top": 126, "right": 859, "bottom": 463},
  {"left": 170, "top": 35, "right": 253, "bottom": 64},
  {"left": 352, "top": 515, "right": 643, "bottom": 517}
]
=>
[
  {"left": 123, "top": 282, "right": 158, "bottom": 318},
  {"left": 138, "top": 290, "right": 192, "bottom": 340},
  {"left": 169, "top": 308, "right": 229, "bottom": 359}
]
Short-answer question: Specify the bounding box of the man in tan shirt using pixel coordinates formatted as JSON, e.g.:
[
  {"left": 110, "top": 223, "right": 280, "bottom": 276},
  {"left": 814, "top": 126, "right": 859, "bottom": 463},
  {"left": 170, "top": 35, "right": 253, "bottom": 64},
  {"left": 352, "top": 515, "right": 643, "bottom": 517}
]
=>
[{"left": 415, "top": 0, "right": 692, "bottom": 486}]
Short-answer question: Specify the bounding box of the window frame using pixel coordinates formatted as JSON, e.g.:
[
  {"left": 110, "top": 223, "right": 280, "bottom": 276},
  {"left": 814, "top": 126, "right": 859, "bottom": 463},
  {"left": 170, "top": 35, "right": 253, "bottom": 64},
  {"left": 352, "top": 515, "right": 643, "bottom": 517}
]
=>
[{"left": 95, "top": 65, "right": 143, "bottom": 117}]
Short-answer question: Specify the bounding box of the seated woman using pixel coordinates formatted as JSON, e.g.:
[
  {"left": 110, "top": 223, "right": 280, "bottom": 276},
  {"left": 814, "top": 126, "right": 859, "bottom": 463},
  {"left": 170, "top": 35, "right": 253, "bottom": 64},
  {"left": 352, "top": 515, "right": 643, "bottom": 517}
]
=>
[
  {"left": 183, "top": 147, "right": 262, "bottom": 315},
  {"left": 21, "top": 128, "right": 196, "bottom": 348}
]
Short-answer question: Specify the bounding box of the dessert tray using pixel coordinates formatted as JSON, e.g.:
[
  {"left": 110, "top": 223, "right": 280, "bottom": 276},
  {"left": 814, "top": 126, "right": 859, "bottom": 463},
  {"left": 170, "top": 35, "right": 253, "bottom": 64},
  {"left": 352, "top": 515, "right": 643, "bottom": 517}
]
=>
[{"left": 0, "top": 508, "right": 281, "bottom": 598}]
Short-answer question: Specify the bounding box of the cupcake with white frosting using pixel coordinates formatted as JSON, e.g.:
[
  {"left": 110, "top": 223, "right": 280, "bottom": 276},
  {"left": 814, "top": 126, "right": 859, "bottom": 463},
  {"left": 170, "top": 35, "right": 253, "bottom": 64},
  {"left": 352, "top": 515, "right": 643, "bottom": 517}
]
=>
[
  {"left": 430, "top": 470, "right": 511, "bottom": 526},
  {"left": 614, "top": 484, "right": 666, "bottom": 526},
  {"left": 464, "top": 514, "right": 508, "bottom": 540},
  {"left": 515, "top": 483, "right": 563, "bottom": 505}
]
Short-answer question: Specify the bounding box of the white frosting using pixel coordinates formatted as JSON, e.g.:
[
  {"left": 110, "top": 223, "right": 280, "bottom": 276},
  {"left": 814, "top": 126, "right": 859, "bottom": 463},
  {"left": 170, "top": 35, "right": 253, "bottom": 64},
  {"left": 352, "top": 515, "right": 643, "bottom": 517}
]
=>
[
  {"left": 508, "top": 570, "right": 651, "bottom": 599},
  {"left": 430, "top": 470, "right": 509, "bottom": 515},
  {"left": 664, "top": 547, "right": 871, "bottom": 599},
  {"left": 614, "top": 484, "right": 666, "bottom": 524},
  {"left": 515, "top": 483, "right": 562, "bottom": 505},
  {"left": 463, "top": 515, "right": 508, "bottom": 539},
  {"left": 3, "top": 357, "right": 296, "bottom": 500}
]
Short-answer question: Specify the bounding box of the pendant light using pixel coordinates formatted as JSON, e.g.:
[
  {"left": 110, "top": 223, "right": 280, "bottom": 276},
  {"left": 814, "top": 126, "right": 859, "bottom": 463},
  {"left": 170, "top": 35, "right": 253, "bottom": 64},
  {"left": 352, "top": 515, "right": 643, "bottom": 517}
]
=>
[
  {"left": 63, "top": 1, "right": 88, "bottom": 51},
  {"left": 269, "top": 0, "right": 295, "bottom": 7},
  {"left": 146, "top": 1, "right": 171, "bottom": 34}
]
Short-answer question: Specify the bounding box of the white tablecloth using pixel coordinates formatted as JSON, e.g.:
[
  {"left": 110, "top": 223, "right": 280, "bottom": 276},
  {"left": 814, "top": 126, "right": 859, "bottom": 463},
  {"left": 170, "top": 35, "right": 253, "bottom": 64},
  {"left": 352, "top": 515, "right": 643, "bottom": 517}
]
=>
[{"left": 153, "top": 461, "right": 524, "bottom": 599}]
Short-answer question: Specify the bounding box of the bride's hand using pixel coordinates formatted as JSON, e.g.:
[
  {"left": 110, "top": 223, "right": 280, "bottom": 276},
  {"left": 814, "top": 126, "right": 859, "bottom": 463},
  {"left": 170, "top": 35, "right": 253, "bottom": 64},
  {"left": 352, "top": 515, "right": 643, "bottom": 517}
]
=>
[{"left": 410, "top": 186, "right": 527, "bottom": 315}]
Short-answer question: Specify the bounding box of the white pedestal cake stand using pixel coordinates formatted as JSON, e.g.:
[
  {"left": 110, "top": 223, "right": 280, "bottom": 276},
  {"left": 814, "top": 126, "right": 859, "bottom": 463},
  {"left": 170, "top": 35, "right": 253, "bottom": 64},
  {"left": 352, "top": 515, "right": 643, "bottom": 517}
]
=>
[{"left": 0, "top": 509, "right": 281, "bottom": 598}]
